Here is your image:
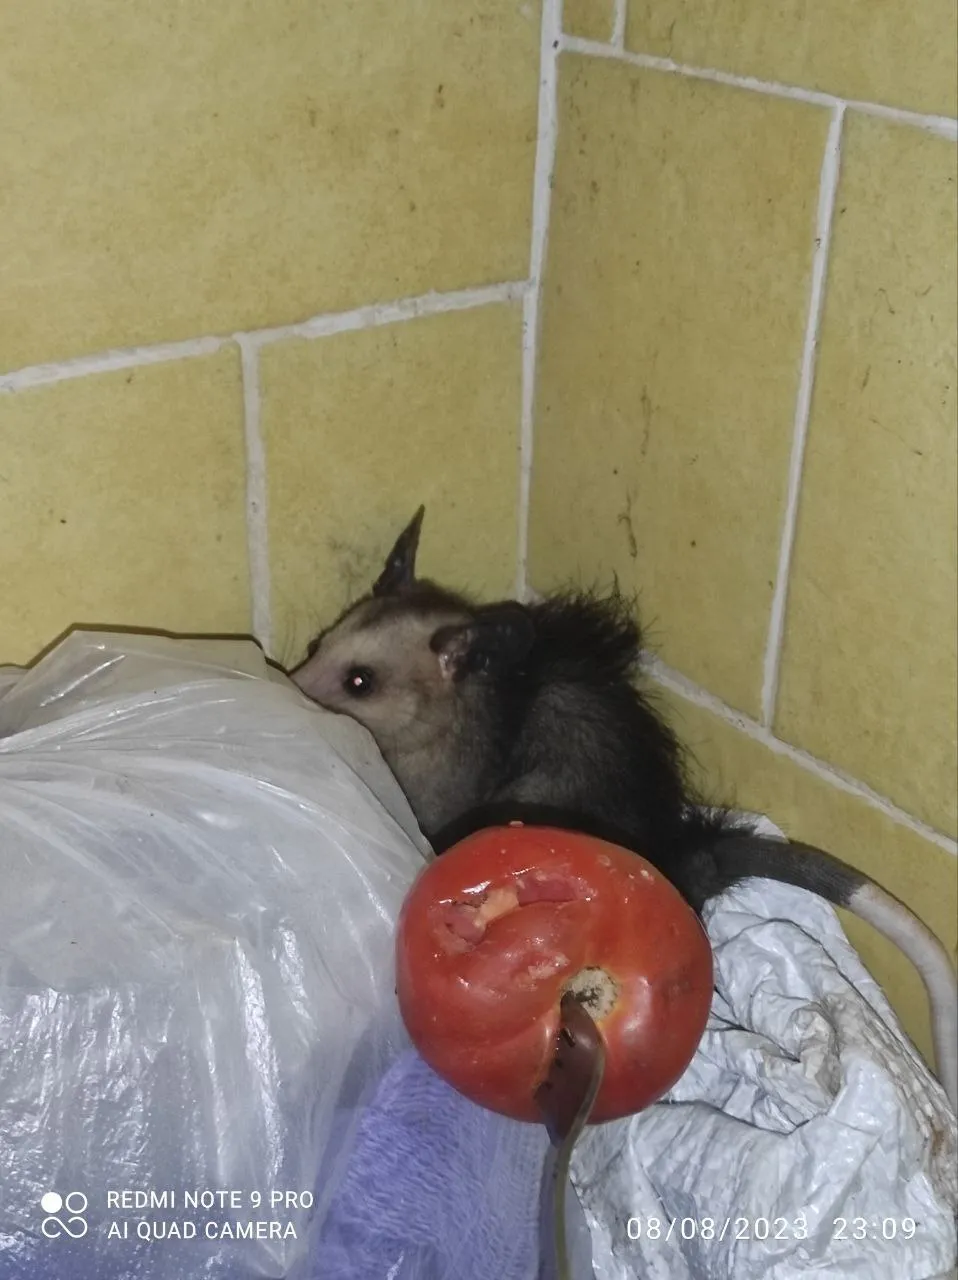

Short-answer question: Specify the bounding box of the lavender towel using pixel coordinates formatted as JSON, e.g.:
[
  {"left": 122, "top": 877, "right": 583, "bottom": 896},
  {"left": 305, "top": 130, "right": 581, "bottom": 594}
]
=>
[{"left": 309, "top": 1049, "right": 554, "bottom": 1280}]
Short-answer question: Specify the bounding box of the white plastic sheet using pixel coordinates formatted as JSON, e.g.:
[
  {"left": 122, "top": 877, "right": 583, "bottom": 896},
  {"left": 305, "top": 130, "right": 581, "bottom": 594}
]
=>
[
  {"left": 573, "top": 836, "right": 958, "bottom": 1279},
  {"left": 0, "top": 631, "right": 431, "bottom": 1279}
]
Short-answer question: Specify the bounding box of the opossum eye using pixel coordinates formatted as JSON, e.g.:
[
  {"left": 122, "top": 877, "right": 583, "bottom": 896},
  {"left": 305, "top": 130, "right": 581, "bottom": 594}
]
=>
[
  {"left": 343, "top": 665, "right": 376, "bottom": 697},
  {"left": 306, "top": 637, "right": 321, "bottom": 659}
]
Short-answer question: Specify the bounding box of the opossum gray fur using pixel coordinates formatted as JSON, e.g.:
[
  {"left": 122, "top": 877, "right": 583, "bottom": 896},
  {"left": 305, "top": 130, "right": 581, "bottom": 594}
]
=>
[{"left": 292, "top": 506, "right": 958, "bottom": 1109}]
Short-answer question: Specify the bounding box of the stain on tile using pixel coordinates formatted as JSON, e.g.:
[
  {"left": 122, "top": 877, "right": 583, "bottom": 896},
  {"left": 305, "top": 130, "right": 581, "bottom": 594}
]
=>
[
  {"left": 0, "top": 1, "right": 540, "bottom": 370},
  {"left": 528, "top": 53, "right": 829, "bottom": 716}
]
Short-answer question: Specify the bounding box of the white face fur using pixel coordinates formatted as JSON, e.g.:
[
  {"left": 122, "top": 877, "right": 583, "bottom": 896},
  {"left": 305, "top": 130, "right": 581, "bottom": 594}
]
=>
[{"left": 291, "top": 600, "right": 472, "bottom": 755}]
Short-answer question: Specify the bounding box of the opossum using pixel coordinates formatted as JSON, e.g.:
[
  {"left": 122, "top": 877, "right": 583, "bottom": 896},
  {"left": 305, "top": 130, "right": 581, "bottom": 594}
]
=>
[{"left": 291, "top": 506, "right": 958, "bottom": 1109}]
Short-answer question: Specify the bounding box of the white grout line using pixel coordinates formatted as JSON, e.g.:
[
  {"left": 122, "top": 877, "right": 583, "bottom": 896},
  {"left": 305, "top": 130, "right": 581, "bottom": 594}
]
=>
[
  {"left": 0, "top": 336, "right": 228, "bottom": 394},
  {"left": 646, "top": 654, "right": 958, "bottom": 856},
  {"left": 760, "top": 104, "right": 845, "bottom": 727},
  {"left": 517, "top": 290, "right": 538, "bottom": 601},
  {"left": 0, "top": 282, "right": 528, "bottom": 392},
  {"left": 516, "top": 0, "right": 563, "bottom": 601},
  {"left": 245, "top": 280, "right": 527, "bottom": 350},
  {"left": 560, "top": 36, "right": 958, "bottom": 140},
  {"left": 237, "top": 337, "right": 272, "bottom": 659},
  {"left": 610, "top": 0, "right": 627, "bottom": 49},
  {"left": 850, "top": 98, "right": 958, "bottom": 141}
]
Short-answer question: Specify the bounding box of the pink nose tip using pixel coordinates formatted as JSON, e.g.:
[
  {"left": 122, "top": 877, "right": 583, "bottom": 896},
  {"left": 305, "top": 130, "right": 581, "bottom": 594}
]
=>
[{"left": 291, "top": 664, "right": 330, "bottom": 704}]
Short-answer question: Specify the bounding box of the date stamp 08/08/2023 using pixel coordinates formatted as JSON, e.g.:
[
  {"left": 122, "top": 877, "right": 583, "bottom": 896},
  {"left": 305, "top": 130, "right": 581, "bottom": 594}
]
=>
[{"left": 622, "top": 1213, "right": 921, "bottom": 1245}]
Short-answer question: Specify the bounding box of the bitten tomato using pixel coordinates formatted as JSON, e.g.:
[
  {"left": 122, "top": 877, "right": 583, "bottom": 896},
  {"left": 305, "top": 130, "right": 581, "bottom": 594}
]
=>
[{"left": 395, "top": 825, "right": 713, "bottom": 1124}]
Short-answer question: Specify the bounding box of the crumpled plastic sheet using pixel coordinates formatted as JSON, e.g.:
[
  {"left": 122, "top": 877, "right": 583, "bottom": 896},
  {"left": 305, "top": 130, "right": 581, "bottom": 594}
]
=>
[
  {"left": 0, "top": 632, "right": 430, "bottom": 1279},
  {"left": 0, "top": 633, "right": 954, "bottom": 1280},
  {"left": 572, "top": 861, "right": 958, "bottom": 1280}
]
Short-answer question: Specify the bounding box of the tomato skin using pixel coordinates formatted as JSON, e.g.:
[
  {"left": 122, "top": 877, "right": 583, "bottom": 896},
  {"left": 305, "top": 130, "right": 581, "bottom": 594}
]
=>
[{"left": 395, "top": 825, "right": 713, "bottom": 1124}]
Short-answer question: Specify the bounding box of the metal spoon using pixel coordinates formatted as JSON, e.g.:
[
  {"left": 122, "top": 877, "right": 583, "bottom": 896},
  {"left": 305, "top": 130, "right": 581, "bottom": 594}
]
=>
[{"left": 534, "top": 991, "right": 605, "bottom": 1280}]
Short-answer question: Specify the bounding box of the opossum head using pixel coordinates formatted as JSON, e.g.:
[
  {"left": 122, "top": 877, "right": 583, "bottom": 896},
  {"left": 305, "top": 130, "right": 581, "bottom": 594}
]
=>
[{"left": 291, "top": 506, "right": 534, "bottom": 768}]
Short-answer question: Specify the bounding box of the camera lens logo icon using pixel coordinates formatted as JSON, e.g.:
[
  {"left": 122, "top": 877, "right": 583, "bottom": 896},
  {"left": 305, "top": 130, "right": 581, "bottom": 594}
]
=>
[{"left": 40, "top": 1191, "right": 89, "bottom": 1239}]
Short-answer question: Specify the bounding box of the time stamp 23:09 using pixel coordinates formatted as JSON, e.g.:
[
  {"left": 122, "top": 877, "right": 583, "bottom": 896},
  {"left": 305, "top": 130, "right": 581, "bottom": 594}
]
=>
[{"left": 624, "top": 1215, "right": 921, "bottom": 1243}]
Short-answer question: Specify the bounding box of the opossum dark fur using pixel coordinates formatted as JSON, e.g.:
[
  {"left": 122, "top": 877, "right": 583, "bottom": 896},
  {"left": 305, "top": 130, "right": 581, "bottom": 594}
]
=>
[{"left": 292, "top": 506, "right": 958, "bottom": 1109}]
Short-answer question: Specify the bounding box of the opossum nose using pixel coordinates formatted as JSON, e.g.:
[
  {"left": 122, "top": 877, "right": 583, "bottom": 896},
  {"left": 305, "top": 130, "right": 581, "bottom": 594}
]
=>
[
  {"left": 291, "top": 660, "right": 341, "bottom": 709},
  {"left": 291, "top": 663, "right": 320, "bottom": 698}
]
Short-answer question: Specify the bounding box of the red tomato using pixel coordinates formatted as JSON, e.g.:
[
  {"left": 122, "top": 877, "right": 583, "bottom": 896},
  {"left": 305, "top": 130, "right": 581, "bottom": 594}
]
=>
[{"left": 395, "top": 824, "right": 714, "bottom": 1125}]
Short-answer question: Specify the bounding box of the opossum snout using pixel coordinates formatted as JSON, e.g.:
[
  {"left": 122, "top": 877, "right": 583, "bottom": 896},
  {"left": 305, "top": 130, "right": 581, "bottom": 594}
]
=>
[{"left": 291, "top": 656, "right": 337, "bottom": 706}]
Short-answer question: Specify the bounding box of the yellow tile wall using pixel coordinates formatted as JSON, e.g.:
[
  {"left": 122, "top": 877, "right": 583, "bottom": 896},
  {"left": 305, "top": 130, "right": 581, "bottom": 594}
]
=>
[
  {"left": 775, "top": 115, "right": 958, "bottom": 838},
  {"left": 0, "top": 351, "right": 251, "bottom": 663},
  {"left": 626, "top": 0, "right": 957, "bottom": 118},
  {"left": 528, "top": 54, "right": 829, "bottom": 718},
  {"left": 658, "top": 685, "right": 958, "bottom": 1067},
  {"left": 529, "top": 9, "right": 958, "bottom": 1060},
  {"left": 0, "top": 1, "right": 540, "bottom": 370},
  {"left": 261, "top": 304, "right": 523, "bottom": 669},
  {"left": 564, "top": 0, "right": 615, "bottom": 42},
  {"left": 0, "top": 2, "right": 539, "bottom": 668}
]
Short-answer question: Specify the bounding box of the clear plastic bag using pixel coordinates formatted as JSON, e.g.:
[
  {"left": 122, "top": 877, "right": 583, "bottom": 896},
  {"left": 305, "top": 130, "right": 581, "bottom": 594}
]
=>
[{"left": 0, "top": 631, "right": 434, "bottom": 1279}]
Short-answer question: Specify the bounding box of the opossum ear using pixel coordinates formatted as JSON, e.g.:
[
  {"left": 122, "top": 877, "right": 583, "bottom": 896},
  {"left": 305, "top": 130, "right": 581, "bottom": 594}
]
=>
[
  {"left": 372, "top": 506, "right": 425, "bottom": 596},
  {"left": 431, "top": 603, "right": 535, "bottom": 681}
]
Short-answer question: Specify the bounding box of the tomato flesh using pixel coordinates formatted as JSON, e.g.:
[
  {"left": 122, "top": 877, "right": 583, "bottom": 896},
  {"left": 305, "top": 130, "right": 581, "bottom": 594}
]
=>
[{"left": 395, "top": 825, "right": 714, "bottom": 1124}]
